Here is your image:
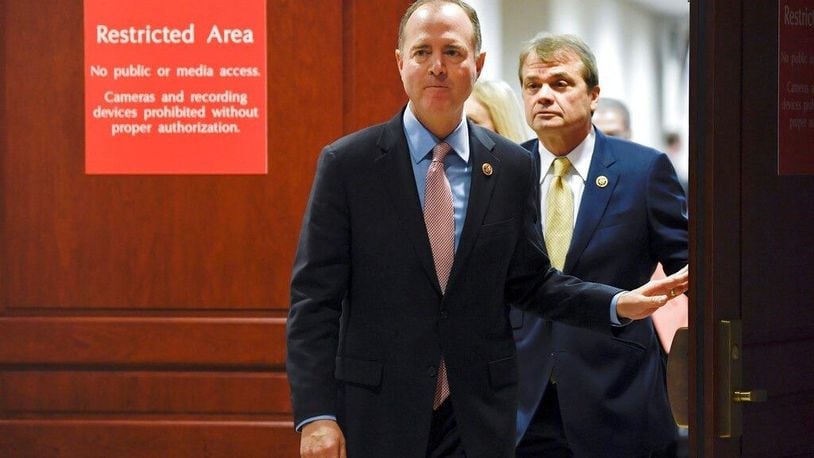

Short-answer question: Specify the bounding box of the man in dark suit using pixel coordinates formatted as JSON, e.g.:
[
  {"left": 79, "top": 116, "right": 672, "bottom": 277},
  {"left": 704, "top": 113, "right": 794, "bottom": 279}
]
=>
[
  {"left": 513, "top": 33, "right": 688, "bottom": 457},
  {"left": 286, "top": 3, "right": 688, "bottom": 457}
]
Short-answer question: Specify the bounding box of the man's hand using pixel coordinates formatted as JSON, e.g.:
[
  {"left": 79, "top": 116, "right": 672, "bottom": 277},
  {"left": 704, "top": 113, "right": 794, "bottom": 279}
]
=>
[
  {"left": 617, "top": 265, "right": 689, "bottom": 320},
  {"left": 300, "top": 420, "right": 346, "bottom": 458}
]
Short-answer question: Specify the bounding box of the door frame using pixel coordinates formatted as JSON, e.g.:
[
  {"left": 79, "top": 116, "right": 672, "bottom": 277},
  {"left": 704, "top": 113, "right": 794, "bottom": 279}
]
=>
[{"left": 689, "top": 0, "right": 743, "bottom": 455}]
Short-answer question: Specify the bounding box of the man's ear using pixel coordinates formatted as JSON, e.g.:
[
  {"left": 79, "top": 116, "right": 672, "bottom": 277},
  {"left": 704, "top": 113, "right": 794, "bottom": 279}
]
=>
[
  {"left": 475, "top": 51, "right": 485, "bottom": 77},
  {"left": 589, "top": 85, "right": 601, "bottom": 112},
  {"left": 395, "top": 49, "right": 403, "bottom": 72}
]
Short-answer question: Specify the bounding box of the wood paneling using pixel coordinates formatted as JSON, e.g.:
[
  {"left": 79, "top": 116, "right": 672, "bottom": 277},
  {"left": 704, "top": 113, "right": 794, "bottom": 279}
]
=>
[
  {"left": 2, "top": 0, "right": 345, "bottom": 310},
  {"left": 738, "top": 1, "right": 814, "bottom": 456},
  {"left": 688, "top": 0, "right": 743, "bottom": 454},
  {"left": 2, "top": 0, "right": 410, "bottom": 456},
  {"left": 342, "top": 0, "right": 410, "bottom": 132},
  {"left": 1, "top": 371, "right": 291, "bottom": 414},
  {"left": 0, "top": 420, "right": 299, "bottom": 458},
  {"left": 691, "top": 0, "right": 814, "bottom": 455},
  {"left": 0, "top": 318, "right": 285, "bottom": 366}
]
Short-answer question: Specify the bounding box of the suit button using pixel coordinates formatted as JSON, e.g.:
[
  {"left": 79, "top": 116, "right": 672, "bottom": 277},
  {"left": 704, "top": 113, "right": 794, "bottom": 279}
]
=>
[
  {"left": 440, "top": 310, "right": 448, "bottom": 319},
  {"left": 427, "top": 366, "right": 437, "bottom": 377}
]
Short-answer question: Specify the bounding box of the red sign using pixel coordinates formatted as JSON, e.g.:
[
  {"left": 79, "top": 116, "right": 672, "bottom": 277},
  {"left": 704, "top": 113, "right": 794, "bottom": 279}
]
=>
[
  {"left": 778, "top": 0, "right": 814, "bottom": 175},
  {"left": 84, "top": 0, "right": 267, "bottom": 174}
]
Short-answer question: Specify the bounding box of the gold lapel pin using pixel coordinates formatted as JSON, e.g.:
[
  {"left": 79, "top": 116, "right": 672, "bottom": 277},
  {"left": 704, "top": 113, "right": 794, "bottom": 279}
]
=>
[
  {"left": 482, "top": 163, "right": 493, "bottom": 176},
  {"left": 596, "top": 175, "right": 608, "bottom": 188}
]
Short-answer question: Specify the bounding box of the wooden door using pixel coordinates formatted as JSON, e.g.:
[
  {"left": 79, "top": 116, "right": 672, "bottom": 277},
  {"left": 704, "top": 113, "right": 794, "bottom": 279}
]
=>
[
  {"left": 0, "top": 1, "right": 409, "bottom": 456},
  {"left": 690, "top": 0, "right": 814, "bottom": 456}
]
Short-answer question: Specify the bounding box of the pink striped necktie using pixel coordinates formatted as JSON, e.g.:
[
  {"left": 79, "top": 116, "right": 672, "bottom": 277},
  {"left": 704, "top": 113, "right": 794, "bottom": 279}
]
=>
[{"left": 424, "top": 142, "right": 454, "bottom": 410}]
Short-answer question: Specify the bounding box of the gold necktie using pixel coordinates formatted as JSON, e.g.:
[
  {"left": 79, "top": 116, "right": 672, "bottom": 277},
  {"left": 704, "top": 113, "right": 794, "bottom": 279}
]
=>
[{"left": 545, "top": 157, "right": 573, "bottom": 270}]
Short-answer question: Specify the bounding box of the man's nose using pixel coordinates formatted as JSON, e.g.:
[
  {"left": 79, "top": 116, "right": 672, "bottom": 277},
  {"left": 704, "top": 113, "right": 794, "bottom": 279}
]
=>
[
  {"left": 536, "top": 84, "right": 553, "bottom": 102},
  {"left": 428, "top": 55, "right": 446, "bottom": 76}
]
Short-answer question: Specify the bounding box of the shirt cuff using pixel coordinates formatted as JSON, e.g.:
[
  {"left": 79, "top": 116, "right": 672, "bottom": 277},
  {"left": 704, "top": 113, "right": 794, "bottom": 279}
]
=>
[
  {"left": 610, "top": 291, "right": 632, "bottom": 327},
  {"left": 296, "top": 415, "right": 337, "bottom": 432}
]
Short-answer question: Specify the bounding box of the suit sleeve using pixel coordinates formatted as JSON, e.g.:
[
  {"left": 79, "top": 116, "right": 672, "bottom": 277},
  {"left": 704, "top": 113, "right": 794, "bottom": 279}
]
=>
[
  {"left": 646, "top": 153, "right": 689, "bottom": 275},
  {"left": 286, "top": 146, "right": 349, "bottom": 427},
  {"left": 504, "top": 152, "right": 621, "bottom": 334}
]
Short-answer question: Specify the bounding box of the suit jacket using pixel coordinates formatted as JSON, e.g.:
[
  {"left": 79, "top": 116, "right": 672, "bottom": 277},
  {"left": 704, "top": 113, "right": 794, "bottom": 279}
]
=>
[
  {"left": 512, "top": 129, "right": 689, "bottom": 457},
  {"left": 286, "top": 111, "right": 623, "bottom": 458}
]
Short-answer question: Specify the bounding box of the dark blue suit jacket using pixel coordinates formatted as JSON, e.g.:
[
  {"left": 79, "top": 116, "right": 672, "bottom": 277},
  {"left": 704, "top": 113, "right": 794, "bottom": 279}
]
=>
[
  {"left": 512, "top": 129, "right": 688, "bottom": 456},
  {"left": 287, "top": 112, "right": 623, "bottom": 458}
]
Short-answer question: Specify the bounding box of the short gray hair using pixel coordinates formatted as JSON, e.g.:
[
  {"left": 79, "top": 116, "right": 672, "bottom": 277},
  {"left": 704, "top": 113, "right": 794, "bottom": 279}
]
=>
[
  {"left": 398, "top": 0, "right": 482, "bottom": 54},
  {"left": 518, "top": 32, "right": 599, "bottom": 90}
]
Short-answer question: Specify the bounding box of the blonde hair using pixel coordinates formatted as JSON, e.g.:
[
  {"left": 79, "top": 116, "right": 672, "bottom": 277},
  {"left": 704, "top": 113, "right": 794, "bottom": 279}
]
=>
[{"left": 470, "top": 80, "right": 530, "bottom": 143}]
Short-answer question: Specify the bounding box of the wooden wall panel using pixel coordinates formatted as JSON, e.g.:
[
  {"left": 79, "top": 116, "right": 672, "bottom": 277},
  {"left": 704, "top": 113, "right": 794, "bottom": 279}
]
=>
[
  {"left": 342, "top": 0, "right": 412, "bottom": 132},
  {"left": 1, "top": 372, "right": 291, "bottom": 415},
  {"left": 0, "top": 318, "right": 285, "bottom": 366},
  {"left": 1, "top": 0, "right": 410, "bottom": 456},
  {"left": 2, "top": 0, "right": 345, "bottom": 310},
  {"left": 0, "top": 421, "right": 299, "bottom": 458}
]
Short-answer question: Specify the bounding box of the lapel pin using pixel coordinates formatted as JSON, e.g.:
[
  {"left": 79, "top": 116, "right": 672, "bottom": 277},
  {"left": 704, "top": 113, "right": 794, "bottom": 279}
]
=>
[
  {"left": 482, "top": 163, "right": 493, "bottom": 176},
  {"left": 596, "top": 176, "right": 608, "bottom": 188}
]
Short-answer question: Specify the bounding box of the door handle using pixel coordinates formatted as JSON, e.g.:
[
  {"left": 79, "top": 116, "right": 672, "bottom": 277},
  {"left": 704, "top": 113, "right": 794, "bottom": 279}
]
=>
[
  {"left": 733, "top": 390, "right": 768, "bottom": 403},
  {"left": 718, "top": 320, "right": 767, "bottom": 439}
]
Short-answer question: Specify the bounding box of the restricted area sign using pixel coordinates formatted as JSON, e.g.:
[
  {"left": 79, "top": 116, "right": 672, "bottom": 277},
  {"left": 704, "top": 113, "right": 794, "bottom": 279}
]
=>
[
  {"left": 84, "top": 0, "right": 267, "bottom": 174},
  {"left": 778, "top": 0, "right": 814, "bottom": 175}
]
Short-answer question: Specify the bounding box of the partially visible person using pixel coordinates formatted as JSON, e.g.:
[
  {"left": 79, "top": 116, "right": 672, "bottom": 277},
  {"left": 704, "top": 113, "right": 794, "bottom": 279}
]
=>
[
  {"left": 664, "top": 131, "right": 689, "bottom": 195},
  {"left": 592, "top": 96, "right": 631, "bottom": 139},
  {"left": 465, "top": 79, "right": 531, "bottom": 143},
  {"left": 665, "top": 131, "right": 681, "bottom": 153},
  {"left": 513, "top": 32, "right": 688, "bottom": 457},
  {"left": 286, "top": 2, "right": 689, "bottom": 456},
  {"left": 651, "top": 264, "right": 688, "bottom": 352}
]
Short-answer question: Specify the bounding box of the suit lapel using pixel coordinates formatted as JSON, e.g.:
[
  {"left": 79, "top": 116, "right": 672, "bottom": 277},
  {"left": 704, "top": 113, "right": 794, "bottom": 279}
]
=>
[
  {"left": 374, "top": 113, "right": 441, "bottom": 293},
  {"left": 373, "top": 117, "right": 501, "bottom": 295},
  {"left": 449, "top": 125, "right": 498, "bottom": 287},
  {"left": 564, "top": 131, "right": 618, "bottom": 272},
  {"left": 525, "top": 138, "right": 543, "bottom": 227}
]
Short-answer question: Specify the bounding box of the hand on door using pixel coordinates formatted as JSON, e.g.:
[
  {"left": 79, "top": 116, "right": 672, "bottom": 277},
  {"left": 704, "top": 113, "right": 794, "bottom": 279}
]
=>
[{"left": 617, "top": 265, "right": 689, "bottom": 320}]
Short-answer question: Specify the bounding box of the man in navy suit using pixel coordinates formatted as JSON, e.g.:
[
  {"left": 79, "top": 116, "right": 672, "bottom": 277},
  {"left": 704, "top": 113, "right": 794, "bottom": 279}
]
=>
[
  {"left": 286, "top": 3, "right": 689, "bottom": 457},
  {"left": 513, "top": 33, "right": 688, "bottom": 457}
]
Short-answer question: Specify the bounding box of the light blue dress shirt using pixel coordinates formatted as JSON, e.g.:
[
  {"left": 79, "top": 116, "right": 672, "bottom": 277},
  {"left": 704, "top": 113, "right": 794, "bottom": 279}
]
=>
[{"left": 404, "top": 104, "right": 471, "bottom": 248}]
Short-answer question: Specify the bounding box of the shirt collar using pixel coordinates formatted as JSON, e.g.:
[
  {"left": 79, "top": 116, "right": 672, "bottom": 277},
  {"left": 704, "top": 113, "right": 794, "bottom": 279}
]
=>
[
  {"left": 537, "top": 127, "right": 596, "bottom": 181},
  {"left": 404, "top": 103, "right": 470, "bottom": 164}
]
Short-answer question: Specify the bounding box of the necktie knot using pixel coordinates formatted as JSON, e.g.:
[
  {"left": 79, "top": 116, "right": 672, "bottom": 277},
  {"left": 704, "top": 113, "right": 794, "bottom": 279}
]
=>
[
  {"left": 552, "top": 157, "right": 571, "bottom": 177},
  {"left": 432, "top": 142, "right": 452, "bottom": 163}
]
